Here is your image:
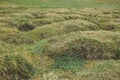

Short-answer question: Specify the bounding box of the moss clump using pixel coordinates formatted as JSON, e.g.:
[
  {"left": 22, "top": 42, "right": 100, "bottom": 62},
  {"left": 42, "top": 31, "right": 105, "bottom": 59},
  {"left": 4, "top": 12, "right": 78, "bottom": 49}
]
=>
[
  {"left": 31, "top": 18, "right": 54, "bottom": 26},
  {"left": 2, "top": 33, "right": 34, "bottom": 44},
  {"left": 53, "top": 54, "right": 84, "bottom": 70},
  {"left": 28, "top": 19, "right": 99, "bottom": 41},
  {"left": 100, "top": 22, "right": 120, "bottom": 31},
  {"left": 45, "top": 31, "right": 120, "bottom": 59},
  {"left": 0, "top": 54, "right": 35, "bottom": 80},
  {"left": 0, "top": 28, "right": 34, "bottom": 44}
]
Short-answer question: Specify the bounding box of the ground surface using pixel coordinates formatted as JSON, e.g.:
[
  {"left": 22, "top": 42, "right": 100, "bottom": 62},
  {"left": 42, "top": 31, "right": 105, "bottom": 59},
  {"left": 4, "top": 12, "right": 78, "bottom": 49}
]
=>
[{"left": 0, "top": 0, "right": 120, "bottom": 80}]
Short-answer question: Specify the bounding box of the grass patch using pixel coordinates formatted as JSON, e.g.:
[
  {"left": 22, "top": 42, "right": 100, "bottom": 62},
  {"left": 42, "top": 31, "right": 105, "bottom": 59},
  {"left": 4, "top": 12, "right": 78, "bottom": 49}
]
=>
[{"left": 5, "top": 0, "right": 120, "bottom": 8}]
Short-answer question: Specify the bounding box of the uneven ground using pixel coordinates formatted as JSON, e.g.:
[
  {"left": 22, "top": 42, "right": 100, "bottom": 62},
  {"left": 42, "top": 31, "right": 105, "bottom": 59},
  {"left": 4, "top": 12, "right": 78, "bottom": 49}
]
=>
[{"left": 0, "top": 0, "right": 120, "bottom": 80}]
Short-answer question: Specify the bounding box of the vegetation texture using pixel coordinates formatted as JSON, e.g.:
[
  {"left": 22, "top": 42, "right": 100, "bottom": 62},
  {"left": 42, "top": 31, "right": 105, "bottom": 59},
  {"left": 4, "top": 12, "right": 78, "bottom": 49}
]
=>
[{"left": 0, "top": 0, "right": 120, "bottom": 80}]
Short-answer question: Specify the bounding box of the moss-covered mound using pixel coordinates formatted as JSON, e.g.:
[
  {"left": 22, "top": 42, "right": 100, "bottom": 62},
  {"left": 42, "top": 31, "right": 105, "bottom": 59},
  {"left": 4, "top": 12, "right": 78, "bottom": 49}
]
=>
[
  {"left": 43, "top": 31, "right": 120, "bottom": 59},
  {"left": 0, "top": 54, "right": 35, "bottom": 80},
  {"left": 0, "top": 3, "right": 120, "bottom": 80}
]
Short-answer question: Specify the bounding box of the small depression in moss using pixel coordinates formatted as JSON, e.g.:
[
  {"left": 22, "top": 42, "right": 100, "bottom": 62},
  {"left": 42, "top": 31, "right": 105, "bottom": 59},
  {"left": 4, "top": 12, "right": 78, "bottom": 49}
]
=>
[{"left": 18, "top": 23, "right": 36, "bottom": 31}]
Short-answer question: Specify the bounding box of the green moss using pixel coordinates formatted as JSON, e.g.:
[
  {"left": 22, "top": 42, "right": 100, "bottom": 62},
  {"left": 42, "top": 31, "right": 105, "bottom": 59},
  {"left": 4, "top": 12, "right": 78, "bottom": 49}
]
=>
[{"left": 53, "top": 54, "right": 84, "bottom": 70}]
